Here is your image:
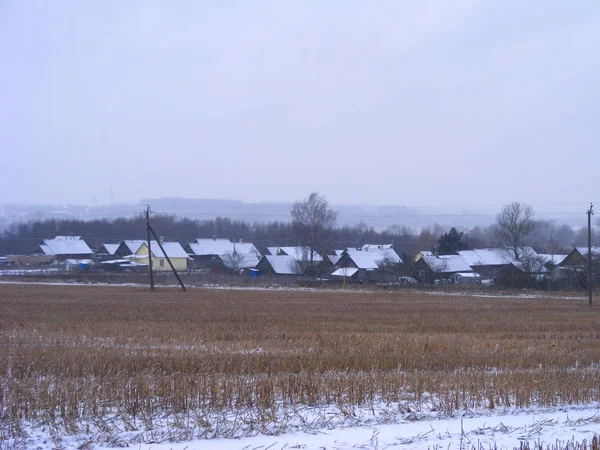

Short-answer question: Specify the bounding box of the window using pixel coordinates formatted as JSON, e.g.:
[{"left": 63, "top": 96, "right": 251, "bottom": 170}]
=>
[{"left": 159, "top": 259, "right": 165, "bottom": 268}]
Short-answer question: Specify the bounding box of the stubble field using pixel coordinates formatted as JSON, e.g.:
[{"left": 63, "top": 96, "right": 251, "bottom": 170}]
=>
[{"left": 1, "top": 284, "right": 600, "bottom": 447}]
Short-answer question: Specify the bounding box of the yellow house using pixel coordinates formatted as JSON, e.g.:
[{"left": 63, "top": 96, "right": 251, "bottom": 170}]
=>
[{"left": 126, "top": 241, "right": 189, "bottom": 272}]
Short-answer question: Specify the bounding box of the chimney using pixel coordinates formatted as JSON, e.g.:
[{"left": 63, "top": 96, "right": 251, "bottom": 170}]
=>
[
  {"left": 239, "top": 238, "right": 243, "bottom": 244},
  {"left": 212, "top": 234, "right": 217, "bottom": 241},
  {"left": 160, "top": 236, "right": 164, "bottom": 244}
]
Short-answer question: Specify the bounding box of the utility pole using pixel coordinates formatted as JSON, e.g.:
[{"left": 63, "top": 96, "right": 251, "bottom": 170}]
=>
[
  {"left": 587, "top": 203, "right": 594, "bottom": 306},
  {"left": 148, "top": 226, "right": 187, "bottom": 291},
  {"left": 145, "top": 205, "right": 154, "bottom": 290}
]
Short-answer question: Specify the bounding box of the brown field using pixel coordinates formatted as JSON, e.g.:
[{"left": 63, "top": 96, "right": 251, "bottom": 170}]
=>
[{"left": 1, "top": 284, "right": 600, "bottom": 440}]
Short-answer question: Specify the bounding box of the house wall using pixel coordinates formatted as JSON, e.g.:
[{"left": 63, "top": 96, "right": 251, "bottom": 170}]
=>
[
  {"left": 53, "top": 253, "right": 93, "bottom": 262},
  {"left": 6, "top": 255, "right": 55, "bottom": 266},
  {"left": 134, "top": 246, "right": 188, "bottom": 271},
  {"left": 470, "top": 265, "right": 505, "bottom": 279},
  {"left": 255, "top": 258, "right": 275, "bottom": 274},
  {"left": 411, "top": 259, "right": 434, "bottom": 282},
  {"left": 561, "top": 252, "right": 586, "bottom": 267}
]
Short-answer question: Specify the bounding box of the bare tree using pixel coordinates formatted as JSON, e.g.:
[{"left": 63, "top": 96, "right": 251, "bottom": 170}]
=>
[
  {"left": 291, "top": 192, "right": 338, "bottom": 266},
  {"left": 287, "top": 257, "right": 304, "bottom": 275},
  {"left": 376, "top": 255, "right": 399, "bottom": 275},
  {"left": 495, "top": 202, "right": 535, "bottom": 261},
  {"left": 222, "top": 251, "right": 246, "bottom": 274}
]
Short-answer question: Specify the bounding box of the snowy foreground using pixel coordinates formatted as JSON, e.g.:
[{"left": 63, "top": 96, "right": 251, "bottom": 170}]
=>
[{"left": 17, "top": 405, "right": 600, "bottom": 450}]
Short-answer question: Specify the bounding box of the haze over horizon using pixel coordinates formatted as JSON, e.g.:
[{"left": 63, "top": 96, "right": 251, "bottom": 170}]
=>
[{"left": 2, "top": 1, "right": 599, "bottom": 207}]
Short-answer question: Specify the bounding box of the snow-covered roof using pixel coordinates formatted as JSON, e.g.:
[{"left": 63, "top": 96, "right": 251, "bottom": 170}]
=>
[
  {"left": 346, "top": 248, "right": 402, "bottom": 264},
  {"left": 452, "top": 272, "right": 481, "bottom": 278},
  {"left": 220, "top": 251, "right": 261, "bottom": 269},
  {"left": 360, "top": 244, "right": 393, "bottom": 251},
  {"left": 508, "top": 261, "right": 548, "bottom": 274},
  {"left": 267, "top": 247, "right": 323, "bottom": 261},
  {"left": 537, "top": 254, "right": 568, "bottom": 265},
  {"left": 261, "top": 255, "right": 300, "bottom": 275},
  {"left": 574, "top": 247, "right": 600, "bottom": 257},
  {"left": 146, "top": 242, "right": 189, "bottom": 258},
  {"left": 121, "top": 240, "right": 146, "bottom": 255},
  {"left": 458, "top": 248, "right": 540, "bottom": 267},
  {"left": 189, "top": 240, "right": 260, "bottom": 269},
  {"left": 99, "top": 244, "right": 119, "bottom": 255},
  {"left": 191, "top": 239, "right": 259, "bottom": 256},
  {"left": 39, "top": 236, "right": 93, "bottom": 256},
  {"left": 345, "top": 252, "right": 381, "bottom": 269},
  {"left": 327, "top": 254, "right": 341, "bottom": 265},
  {"left": 331, "top": 267, "right": 359, "bottom": 277},
  {"left": 458, "top": 249, "right": 516, "bottom": 267},
  {"left": 125, "top": 242, "right": 188, "bottom": 259},
  {"left": 422, "top": 254, "right": 473, "bottom": 273},
  {"left": 334, "top": 249, "right": 345, "bottom": 256}
]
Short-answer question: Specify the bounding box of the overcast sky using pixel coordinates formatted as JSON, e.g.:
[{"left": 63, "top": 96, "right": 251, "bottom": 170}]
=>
[{"left": 1, "top": 1, "right": 599, "bottom": 209}]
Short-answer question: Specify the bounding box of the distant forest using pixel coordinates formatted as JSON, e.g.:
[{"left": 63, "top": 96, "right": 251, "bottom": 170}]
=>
[{"left": 1, "top": 214, "right": 595, "bottom": 259}]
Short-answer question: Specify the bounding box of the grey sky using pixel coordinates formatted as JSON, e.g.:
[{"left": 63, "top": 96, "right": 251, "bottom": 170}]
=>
[{"left": 1, "top": 1, "right": 599, "bottom": 208}]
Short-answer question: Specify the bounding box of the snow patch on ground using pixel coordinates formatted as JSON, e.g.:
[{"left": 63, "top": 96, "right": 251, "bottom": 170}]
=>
[{"left": 6, "top": 404, "right": 600, "bottom": 450}]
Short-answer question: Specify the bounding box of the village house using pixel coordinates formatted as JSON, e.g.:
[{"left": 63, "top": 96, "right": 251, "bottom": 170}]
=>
[
  {"left": 450, "top": 272, "right": 482, "bottom": 285},
  {"left": 95, "top": 243, "right": 120, "bottom": 261},
  {"left": 334, "top": 244, "right": 402, "bottom": 282},
  {"left": 497, "top": 260, "right": 548, "bottom": 286},
  {"left": 37, "top": 236, "right": 93, "bottom": 261},
  {"left": 457, "top": 248, "right": 538, "bottom": 279},
  {"left": 255, "top": 255, "right": 303, "bottom": 275},
  {"left": 412, "top": 253, "right": 473, "bottom": 283},
  {"left": 186, "top": 238, "right": 261, "bottom": 270},
  {"left": 560, "top": 247, "right": 600, "bottom": 267},
  {"left": 124, "top": 241, "right": 189, "bottom": 272},
  {"left": 319, "top": 253, "right": 342, "bottom": 273},
  {"left": 113, "top": 240, "right": 147, "bottom": 258},
  {"left": 330, "top": 266, "right": 360, "bottom": 280},
  {"left": 537, "top": 253, "right": 568, "bottom": 269},
  {"left": 266, "top": 246, "right": 323, "bottom": 263}
]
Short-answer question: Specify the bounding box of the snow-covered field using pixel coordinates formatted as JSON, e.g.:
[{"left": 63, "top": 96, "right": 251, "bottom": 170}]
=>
[
  {"left": 12, "top": 404, "right": 600, "bottom": 450},
  {"left": 2, "top": 283, "right": 597, "bottom": 450}
]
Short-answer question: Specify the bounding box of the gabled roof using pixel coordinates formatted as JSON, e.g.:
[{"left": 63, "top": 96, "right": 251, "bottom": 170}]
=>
[
  {"left": 537, "top": 254, "right": 568, "bottom": 265},
  {"left": 144, "top": 241, "right": 189, "bottom": 259},
  {"left": 120, "top": 240, "right": 146, "bottom": 255},
  {"left": 452, "top": 272, "right": 481, "bottom": 278},
  {"left": 505, "top": 260, "right": 548, "bottom": 274},
  {"left": 189, "top": 240, "right": 259, "bottom": 256},
  {"left": 344, "top": 251, "right": 380, "bottom": 270},
  {"left": 125, "top": 241, "right": 189, "bottom": 259},
  {"left": 39, "top": 236, "right": 93, "bottom": 256},
  {"left": 261, "top": 255, "right": 301, "bottom": 275},
  {"left": 458, "top": 248, "right": 539, "bottom": 267},
  {"left": 98, "top": 243, "right": 119, "bottom": 255},
  {"left": 188, "top": 239, "right": 261, "bottom": 269},
  {"left": 266, "top": 246, "right": 323, "bottom": 261},
  {"left": 327, "top": 254, "right": 342, "bottom": 265},
  {"left": 458, "top": 248, "right": 516, "bottom": 267},
  {"left": 346, "top": 247, "right": 402, "bottom": 264},
  {"left": 574, "top": 247, "right": 600, "bottom": 257},
  {"left": 331, "top": 267, "right": 359, "bottom": 277},
  {"left": 220, "top": 251, "right": 261, "bottom": 269},
  {"left": 421, "top": 254, "right": 473, "bottom": 273}
]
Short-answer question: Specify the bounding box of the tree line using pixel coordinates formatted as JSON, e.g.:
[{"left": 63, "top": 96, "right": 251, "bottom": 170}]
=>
[{"left": 1, "top": 194, "right": 596, "bottom": 259}]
